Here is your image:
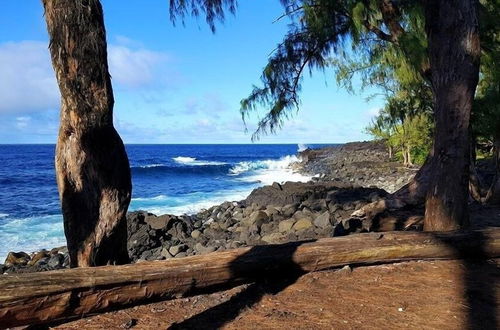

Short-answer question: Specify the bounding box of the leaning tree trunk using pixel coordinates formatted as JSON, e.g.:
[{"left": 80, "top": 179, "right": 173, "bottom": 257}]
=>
[
  {"left": 422, "top": 0, "right": 480, "bottom": 231},
  {"left": 43, "top": 0, "right": 131, "bottom": 267}
]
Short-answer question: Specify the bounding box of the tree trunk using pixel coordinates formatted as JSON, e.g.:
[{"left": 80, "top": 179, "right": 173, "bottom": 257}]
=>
[
  {"left": 423, "top": 0, "right": 480, "bottom": 231},
  {"left": 485, "top": 129, "right": 500, "bottom": 204},
  {"left": 1, "top": 229, "right": 499, "bottom": 328},
  {"left": 42, "top": 0, "right": 131, "bottom": 266},
  {"left": 402, "top": 145, "right": 408, "bottom": 166},
  {"left": 406, "top": 146, "right": 413, "bottom": 167},
  {"left": 350, "top": 155, "right": 433, "bottom": 221}
]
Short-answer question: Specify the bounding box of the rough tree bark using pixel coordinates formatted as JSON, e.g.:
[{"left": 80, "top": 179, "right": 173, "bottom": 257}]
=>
[
  {"left": 423, "top": 0, "right": 481, "bottom": 231},
  {"left": 42, "top": 0, "right": 131, "bottom": 266},
  {"left": 351, "top": 0, "right": 480, "bottom": 231}
]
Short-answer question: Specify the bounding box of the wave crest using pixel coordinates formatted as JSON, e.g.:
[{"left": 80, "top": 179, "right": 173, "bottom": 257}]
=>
[
  {"left": 173, "top": 156, "right": 227, "bottom": 166},
  {"left": 229, "top": 155, "right": 311, "bottom": 185},
  {"left": 298, "top": 143, "right": 309, "bottom": 152}
]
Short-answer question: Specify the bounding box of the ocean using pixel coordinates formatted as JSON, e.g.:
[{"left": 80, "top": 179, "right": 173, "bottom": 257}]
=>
[{"left": 0, "top": 144, "right": 332, "bottom": 261}]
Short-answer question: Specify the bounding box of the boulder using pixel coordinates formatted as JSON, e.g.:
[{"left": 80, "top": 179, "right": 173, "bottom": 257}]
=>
[
  {"left": 293, "top": 210, "right": 313, "bottom": 221},
  {"left": 49, "top": 246, "right": 67, "bottom": 255},
  {"left": 261, "top": 232, "right": 287, "bottom": 244},
  {"left": 191, "top": 229, "right": 202, "bottom": 239},
  {"left": 314, "top": 212, "right": 332, "bottom": 229},
  {"left": 169, "top": 244, "right": 187, "bottom": 257},
  {"left": 239, "top": 229, "right": 261, "bottom": 245},
  {"left": 292, "top": 218, "right": 313, "bottom": 231},
  {"left": 328, "top": 202, "right": 341, "bottom": 213},
  {"left": 28, "top": 251, "right": 49, "bottom": 266},
  {"left": 282, "top": 204, "right": 298, "bottom": 218},
  {"left": 296, "top": 227, "right": 317, "bottom": 240},
  {"left": 209, "top": 222, "right": 222, "bottom": 231},
  {"left": 127, "top": 223, "right": 160, "bottom": 260},
  {"left": 168, "top": 221, "right": 189, "bottom": 240},
  {"left": 233, "top": 211, "right": 244, "bottom": 221},
  {"left": 145, "top": 214, "right": 175, "bottom": 230},
  {"left": 160, "top": 247, "right": 173, "bottom": 259},
  {"left": 47, "top": 254, "right": 64, "bottom": 268},
  {"left": 264, "top": 205, "right": 280, "bottom": 218},
  {"left": 279, "top": 219, "right": 297, "bottom": 233},
  {"left": 260, "top": 222, "right": 277, "bottom": 235},
  {"left": 245, "top": 181, "right": 343, "bottom": 208},
  {"left": 194, "top": 243, "right": 216, "bottom": 255},
  {"left": 302, "top": 198, "right": 328, "bottom": 212},
  {"left": 4, "top": 252, "right": 30, "bottom": 267},
  {"left": 244, "top": 210, "right": 268, "bottom": 227}
]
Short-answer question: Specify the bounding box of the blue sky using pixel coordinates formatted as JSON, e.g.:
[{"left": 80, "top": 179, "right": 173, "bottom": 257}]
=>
[{"left": 0, "top": 0, "right": 383, "bottom": 144}]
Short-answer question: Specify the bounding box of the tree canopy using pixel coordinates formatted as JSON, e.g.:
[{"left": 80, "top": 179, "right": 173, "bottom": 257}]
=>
[{"left": 236, "top": 0, "right": 429, "bottom": 140}]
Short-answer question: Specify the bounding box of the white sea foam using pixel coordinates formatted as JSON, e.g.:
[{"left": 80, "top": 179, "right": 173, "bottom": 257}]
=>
[
  {"left": 130, "top": 189, "right": 252, "bottom": 216},
  {"left": 229, "top": 155, "right": 312, "bottom": 185},
  {"left": 135, "top": 154, "right": 313, "bottom": 215},
  {"left": 173, "top": 156, "right": 196, "bottom": 163},
  {"left": 0, "top": 214, "right": 65, "bottom": 262},
  {"left": 298, "top": 143, "right": 309, "bottom": 152},
  {"left": 132, "top": 194, "right": 168, "bottom": 202},
  {"left": 139, "top": 163, "right": 165, "bottom": 168},
  {"left": 0, "top": 213, "right": 9, "bottom": 218},
  {"left": 172, "top": 156, "right": 227, "bottom": 166}
]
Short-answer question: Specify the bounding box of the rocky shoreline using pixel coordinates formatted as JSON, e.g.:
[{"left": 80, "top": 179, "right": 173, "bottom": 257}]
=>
[{"left": 1, "top": 141, "right": 414, "bottom": 274}]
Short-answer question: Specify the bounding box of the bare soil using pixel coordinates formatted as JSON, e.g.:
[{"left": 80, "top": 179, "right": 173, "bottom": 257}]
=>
[
  {"left": 50, "top": 205, "right": 500, "bottom": 330},
  {"left": 51, "top": 258, "right": 499, "bottom": 330}
]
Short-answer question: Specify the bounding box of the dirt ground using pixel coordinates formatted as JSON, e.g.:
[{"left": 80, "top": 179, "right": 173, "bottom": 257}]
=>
[
  {"left": 46, "top": 205, "right": 500, "bottom": 330},
  {"left": 52, "top": 258, "right": 499, "bottom": 330}
]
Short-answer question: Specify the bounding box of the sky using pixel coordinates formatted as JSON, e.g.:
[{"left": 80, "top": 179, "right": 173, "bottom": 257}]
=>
[{"left": 0, "top": 1, "right": 383, "bottom": 144}]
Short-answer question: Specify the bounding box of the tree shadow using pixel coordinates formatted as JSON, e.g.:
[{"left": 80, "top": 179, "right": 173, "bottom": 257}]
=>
[
  {"left": 432, "top": 230, "right": 498, "bottom": 330},
  {"left": 169, "top": 231, "right": 500, "bottom": 330},
  {"left": 168, "top": 241, "right": 312, "bottom": 330}
]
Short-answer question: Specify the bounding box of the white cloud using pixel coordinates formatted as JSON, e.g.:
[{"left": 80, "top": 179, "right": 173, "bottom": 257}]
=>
[
  {"left": 0, "top": 39, "right": 170, "bottom": 115},
  {"left": 0, "top": 41, "right": 59, "bottom": 114},
  {"left": 15, "top": 116, "right": 31, "bottom": 129},
  {"left": 365, "top": 107, "right": 381, "bottom": 119},
  {"left": 108, "top": 45, "right": 168, "bottom": 88}
]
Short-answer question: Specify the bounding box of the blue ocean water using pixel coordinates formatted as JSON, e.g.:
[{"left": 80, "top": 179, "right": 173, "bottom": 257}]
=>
[{"left": 0, "top": 144, "right": 331, "bottom": 261}]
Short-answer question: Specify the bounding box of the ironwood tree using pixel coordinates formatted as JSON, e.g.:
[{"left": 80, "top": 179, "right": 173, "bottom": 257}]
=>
[
  {"left": 42, "top": 0, "right": 233, "bottom": 267},
  {"left": 42, "top": 0, "right": 131, "bottom": 267},
  {"left": 172, "top": 0, "right": 481, "bottom": 231}
]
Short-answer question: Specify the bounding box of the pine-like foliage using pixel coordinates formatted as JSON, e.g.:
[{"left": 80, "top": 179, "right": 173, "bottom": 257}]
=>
[
  {"left": 239, "top": 0, "right": 428, "bottom": 140},
  {"left": 169, "top": 0, "right": 237, "bottom": 32},
  {"left": 472, "top": 0, "right": 500, "bottom": 150}
]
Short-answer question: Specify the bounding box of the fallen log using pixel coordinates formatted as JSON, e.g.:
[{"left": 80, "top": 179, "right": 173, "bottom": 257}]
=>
[{"left": 1, "top": 229, "right": 500, "bottom": 328}]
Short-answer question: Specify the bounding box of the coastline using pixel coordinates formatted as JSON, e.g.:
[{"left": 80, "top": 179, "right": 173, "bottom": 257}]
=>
[{"left": 1, "top": 141, "right": 413, "bottom": 273}]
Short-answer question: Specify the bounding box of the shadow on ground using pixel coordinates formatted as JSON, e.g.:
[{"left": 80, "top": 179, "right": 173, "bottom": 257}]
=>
[
  {"left": 434, "top": 230, "right": 499, "bottom": 330},
  {"left": 169, "top": 227, "right": 499, "bottom": 330},
  {"left": 169, "top": 242, "right": 310, "bottom": 330}
]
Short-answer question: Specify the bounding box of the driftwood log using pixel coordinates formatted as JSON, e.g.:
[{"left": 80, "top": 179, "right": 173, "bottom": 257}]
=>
[{"left": 1, "top": 229, "right": 500, "bottom": 327}]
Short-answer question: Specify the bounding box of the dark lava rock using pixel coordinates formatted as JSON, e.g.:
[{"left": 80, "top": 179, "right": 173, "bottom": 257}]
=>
[
  {"left": 48, "top": 253, "right": 65, "bottom": 268},
  {"left": 4, "top": 251, "right": 30, "bottom": 267},
  {"left": 145, "top": 214, "right": 175, "bottom": 230},
  {"left": 246, "top": 181, "right": 349, "bottom": 208}
]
